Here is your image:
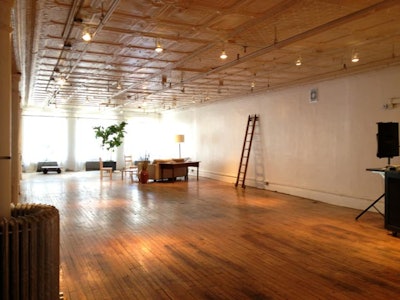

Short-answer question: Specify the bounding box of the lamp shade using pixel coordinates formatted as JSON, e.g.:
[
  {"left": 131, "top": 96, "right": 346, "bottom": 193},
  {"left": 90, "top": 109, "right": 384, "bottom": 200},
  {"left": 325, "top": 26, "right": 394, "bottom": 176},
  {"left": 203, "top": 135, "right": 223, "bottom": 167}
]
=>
[{"left": 175, "top": 134, "right": 185, "bottom": 143}]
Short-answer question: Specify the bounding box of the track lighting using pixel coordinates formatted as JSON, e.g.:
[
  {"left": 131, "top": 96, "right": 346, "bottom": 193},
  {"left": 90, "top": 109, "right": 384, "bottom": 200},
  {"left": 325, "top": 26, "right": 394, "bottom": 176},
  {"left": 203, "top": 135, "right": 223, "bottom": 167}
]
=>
[
  {"left": 82, "top": 30, "right": 92, "bottom": 42},
  {"left": 220, "top": 50, "right": 227, "bottom": 59},
  {"left": 351, "top": 51, "right": 359, "bottom": 63},
  {"left": 56, "top": 76, "right": 66, "bottom": 85},
  {"left": 155, "top": 39, "right": 163, "bottom": 53}
]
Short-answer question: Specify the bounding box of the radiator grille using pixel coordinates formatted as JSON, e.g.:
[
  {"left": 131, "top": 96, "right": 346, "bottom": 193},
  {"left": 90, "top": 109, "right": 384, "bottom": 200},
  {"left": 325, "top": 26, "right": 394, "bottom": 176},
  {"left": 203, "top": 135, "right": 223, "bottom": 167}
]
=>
[{"left": 0, "top": 204, "right": 60, "bottom": 300}]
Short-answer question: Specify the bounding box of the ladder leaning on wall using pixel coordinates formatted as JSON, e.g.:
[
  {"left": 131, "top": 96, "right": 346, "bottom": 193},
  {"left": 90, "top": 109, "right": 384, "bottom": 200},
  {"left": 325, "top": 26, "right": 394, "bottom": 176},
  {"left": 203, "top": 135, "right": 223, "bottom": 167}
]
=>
[{"left": 235, "top": 114, "right": 259, "bottom": 188}]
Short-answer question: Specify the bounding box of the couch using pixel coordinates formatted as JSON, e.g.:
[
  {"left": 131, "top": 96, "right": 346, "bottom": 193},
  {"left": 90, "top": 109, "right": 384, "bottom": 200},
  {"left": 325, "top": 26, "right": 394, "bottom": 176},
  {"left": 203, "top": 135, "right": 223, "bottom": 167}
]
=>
[{"left": 137, "top": 158, "right": 188, "bottom": 181}]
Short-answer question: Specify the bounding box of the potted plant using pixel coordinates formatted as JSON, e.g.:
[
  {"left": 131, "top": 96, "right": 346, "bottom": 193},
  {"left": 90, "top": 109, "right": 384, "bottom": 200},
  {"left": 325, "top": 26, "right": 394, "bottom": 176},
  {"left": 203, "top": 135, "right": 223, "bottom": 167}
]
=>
[
  {"left": 93, "top": 121, "right": 127, "bottom": 168},
  {"left": 93, "top": 121, "right": 127, "bottom": 151}
]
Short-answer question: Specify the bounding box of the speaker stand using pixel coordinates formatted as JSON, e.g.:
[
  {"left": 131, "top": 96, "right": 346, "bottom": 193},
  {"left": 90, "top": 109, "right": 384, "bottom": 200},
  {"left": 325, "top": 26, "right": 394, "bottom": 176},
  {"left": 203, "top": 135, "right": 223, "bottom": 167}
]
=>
[
  {"left": 355, "top": 193, "right": 385, "bottom": 220},
  {"left": 356, "top": 167, "right": 387, "bottom": 220}
]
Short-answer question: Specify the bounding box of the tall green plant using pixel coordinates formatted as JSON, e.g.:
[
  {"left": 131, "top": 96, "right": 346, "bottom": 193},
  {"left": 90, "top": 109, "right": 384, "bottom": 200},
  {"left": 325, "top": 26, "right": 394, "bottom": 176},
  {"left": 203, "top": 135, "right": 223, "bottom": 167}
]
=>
[{"left": 93, "top": 121, "right": 127, "bottom": 152}]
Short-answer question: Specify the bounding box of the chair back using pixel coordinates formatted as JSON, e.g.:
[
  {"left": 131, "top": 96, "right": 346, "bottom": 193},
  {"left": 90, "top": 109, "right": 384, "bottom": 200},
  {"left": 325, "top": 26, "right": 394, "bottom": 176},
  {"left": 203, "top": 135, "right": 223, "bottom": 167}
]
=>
[
  {"left": 99, "top": 157, "right": 104, "bottom": 168},
  {"left": 124, "top": 155, "right": 134, "bottom": 168}
]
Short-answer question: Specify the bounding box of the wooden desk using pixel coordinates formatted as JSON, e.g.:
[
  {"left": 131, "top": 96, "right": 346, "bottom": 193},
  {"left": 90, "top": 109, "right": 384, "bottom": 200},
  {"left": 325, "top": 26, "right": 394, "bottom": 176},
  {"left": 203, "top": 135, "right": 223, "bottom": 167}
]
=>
[{"left": 159, "top": 161, "right": 200, "bottom": 181}]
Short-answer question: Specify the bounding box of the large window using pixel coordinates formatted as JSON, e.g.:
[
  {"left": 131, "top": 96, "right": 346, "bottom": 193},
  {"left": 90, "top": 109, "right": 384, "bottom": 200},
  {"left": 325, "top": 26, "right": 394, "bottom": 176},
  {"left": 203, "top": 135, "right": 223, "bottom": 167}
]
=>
[
  {"left": 75, "top": 118, "right": 114, "bottom": 169},
  {"left": 22, "top": 116, "right": 68, "bottom": 171},
  {"left": 21, "top": 114, "right": 163, "bottom": 172}
]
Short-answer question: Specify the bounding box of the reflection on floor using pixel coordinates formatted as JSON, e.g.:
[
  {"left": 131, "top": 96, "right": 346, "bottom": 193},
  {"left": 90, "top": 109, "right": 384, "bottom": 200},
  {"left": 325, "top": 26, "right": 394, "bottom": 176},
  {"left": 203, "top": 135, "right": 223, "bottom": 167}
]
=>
[{"left": 20, "top": 171, "right": 400, "bottom": 299}]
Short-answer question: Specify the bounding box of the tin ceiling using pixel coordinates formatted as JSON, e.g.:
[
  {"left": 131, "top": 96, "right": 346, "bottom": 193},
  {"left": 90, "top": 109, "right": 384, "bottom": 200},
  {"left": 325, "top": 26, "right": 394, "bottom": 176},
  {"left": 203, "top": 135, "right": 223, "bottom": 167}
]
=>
[{"left": 11, "top": 0, "right": 400, "bottom": 114}]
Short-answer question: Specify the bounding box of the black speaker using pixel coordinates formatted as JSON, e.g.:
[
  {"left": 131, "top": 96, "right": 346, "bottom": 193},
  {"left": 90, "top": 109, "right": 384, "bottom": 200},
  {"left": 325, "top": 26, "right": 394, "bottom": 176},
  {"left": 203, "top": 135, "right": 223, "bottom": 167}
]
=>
[{"left": 377, "top": 122, "right": 399, "bottom": 158}]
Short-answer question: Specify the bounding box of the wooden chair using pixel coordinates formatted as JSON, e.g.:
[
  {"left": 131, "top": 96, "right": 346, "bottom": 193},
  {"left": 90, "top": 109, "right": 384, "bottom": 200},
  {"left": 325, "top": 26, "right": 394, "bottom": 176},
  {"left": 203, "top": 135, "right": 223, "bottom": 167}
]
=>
[
  {"left": 99, "top": 157, "right": 113, "bottom": 180},
  {"left": 121, "top": 155, "right": 138, "bottom": 183}
]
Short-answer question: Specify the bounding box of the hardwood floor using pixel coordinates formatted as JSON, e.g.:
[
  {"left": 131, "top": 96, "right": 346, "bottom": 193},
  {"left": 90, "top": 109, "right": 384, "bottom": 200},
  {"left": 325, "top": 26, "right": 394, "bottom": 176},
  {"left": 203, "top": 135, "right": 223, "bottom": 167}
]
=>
[{"left": 20, "top": 171, "right": 400, "bottom": 300}]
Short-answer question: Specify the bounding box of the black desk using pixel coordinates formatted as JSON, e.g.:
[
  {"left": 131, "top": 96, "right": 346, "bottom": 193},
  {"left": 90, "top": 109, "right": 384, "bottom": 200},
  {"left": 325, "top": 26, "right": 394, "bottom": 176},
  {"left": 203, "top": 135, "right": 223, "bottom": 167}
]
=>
[{"left": 384, "top": 171, "right": 400, "bottom": 236}]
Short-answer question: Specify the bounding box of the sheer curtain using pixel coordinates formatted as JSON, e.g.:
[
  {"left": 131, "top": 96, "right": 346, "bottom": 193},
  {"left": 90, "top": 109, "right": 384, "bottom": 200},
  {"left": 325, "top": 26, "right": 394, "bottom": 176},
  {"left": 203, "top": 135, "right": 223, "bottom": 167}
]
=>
[
  {"left": 75, "top": 118, "right": 115, "bottom": 169},
  {"left": 21, "top": 116, "right": 68, "bottom": 172},
  {"left": 21, "top": 114, "right": 162, "bottom": 172}
]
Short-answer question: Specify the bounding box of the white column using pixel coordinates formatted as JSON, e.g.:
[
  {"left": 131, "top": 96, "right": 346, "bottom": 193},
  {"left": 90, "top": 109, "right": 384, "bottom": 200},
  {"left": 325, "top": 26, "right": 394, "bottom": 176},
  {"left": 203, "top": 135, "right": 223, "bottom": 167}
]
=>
[
  {"left": 0, "top": 0, "right": 13, "bottom": 218},
  {"left": 66, "top": 115, "right": 77, "bottom": 171},
  {"left": 12, "top": 73, "right": 22, "bottom": 204}
]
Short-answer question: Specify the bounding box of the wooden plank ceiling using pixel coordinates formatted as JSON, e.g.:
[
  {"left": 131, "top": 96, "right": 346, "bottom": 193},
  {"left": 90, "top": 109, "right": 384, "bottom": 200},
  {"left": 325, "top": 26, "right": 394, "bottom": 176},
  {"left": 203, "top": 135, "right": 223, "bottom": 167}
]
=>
[{"left": 11, "top": 0, "right": 400, "bottom": 114}]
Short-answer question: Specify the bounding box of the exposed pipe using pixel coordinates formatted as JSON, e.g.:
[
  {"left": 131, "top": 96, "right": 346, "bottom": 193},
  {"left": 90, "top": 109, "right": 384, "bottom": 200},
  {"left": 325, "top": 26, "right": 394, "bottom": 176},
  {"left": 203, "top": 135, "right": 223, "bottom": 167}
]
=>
[
  {"left": 181, "top": 0, "right": 400, "bottom": 86},
  {"left": 114, "top": 0, "right": 399, "bottom": 103},
  {"left": 46, "top": 0, "right": 121, "bottom": 104},
  {"left": 111, "top": 0, "right": 297, "bottom": 99},
  {"left": 67, "top": 0, "right": 121, "bottom": 76},
  {"left": 45, "top": 0, "right": 84, "bottom": 91}
]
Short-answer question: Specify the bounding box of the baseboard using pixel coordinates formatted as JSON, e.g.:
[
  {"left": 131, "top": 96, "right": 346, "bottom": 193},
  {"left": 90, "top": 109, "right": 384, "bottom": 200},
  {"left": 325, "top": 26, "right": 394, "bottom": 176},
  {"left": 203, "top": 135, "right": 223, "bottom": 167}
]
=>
[{"left": 200, "top": 170, "right": 383, "bottom": 212}]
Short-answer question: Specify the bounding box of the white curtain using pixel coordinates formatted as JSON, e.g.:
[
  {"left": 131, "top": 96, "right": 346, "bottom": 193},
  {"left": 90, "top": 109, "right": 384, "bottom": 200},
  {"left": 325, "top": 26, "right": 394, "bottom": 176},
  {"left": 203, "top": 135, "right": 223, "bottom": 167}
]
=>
[
  {"left": 21, "top": 116, "right": 68, "bottom": 172},
  {"left": 21, "top": 114, "right": 163, "bottom": 172},
  {"left": 75, "top": 118, "right": 116, "bottom": 167}
]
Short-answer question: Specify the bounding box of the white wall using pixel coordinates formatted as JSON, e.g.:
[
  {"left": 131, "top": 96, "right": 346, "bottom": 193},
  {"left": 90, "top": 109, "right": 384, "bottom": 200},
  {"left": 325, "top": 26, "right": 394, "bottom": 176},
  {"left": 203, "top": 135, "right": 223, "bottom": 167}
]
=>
[{"left": 161, "top": 66, "right": 400, "bottom": 211}]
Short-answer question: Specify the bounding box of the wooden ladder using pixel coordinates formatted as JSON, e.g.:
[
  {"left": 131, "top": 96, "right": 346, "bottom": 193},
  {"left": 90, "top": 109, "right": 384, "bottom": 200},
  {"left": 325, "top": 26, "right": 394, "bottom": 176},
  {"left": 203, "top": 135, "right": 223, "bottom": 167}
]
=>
[{"left": 235, "top": 114, "right": 259, "bottom": 188}]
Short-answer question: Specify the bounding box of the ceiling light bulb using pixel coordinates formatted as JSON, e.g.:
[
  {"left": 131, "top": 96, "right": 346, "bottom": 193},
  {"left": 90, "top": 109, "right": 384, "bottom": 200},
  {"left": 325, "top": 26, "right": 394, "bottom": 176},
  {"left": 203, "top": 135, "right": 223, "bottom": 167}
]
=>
[
  {"left": 220, "top": 50, "right": 227, "bottom": 59},
  {"left": 57, "top": 76, "right": 66, "bottom": 85},
  {"left": 155, "top": 41, "right": 163, "bottom": 53},
  {"left": 351, "top": 53, "right": 359, "bottom": 63},
  {"left": 296, "top": 57, "right": 302, "bottom": 66},
  {"left": 82, "top": 31, "right": 91, "bottom": 42},
  {"left": 155, "top": 45, "right": 163, "bottom": 53}
]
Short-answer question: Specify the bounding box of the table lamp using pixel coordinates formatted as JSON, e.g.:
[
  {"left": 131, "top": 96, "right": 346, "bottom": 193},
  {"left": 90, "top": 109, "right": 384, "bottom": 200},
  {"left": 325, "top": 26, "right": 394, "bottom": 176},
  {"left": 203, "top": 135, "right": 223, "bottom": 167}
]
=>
[{"left": 175, "top": 134, "right": 185, "bottom": 158}]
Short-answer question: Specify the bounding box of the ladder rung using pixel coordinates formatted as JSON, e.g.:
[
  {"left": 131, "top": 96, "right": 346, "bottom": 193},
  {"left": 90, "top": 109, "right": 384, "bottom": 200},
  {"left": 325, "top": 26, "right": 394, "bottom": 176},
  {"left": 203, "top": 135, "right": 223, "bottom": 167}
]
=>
[{"left": 236, "top": 115, "right": 258, "bottom": 188}]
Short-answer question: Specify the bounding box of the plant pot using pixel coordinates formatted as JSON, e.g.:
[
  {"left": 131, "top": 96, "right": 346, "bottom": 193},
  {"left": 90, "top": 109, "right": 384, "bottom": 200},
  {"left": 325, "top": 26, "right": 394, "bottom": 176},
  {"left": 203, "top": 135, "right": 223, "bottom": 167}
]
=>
[{"left": 140, "top": 169, "right": 149, "bottom": 184}]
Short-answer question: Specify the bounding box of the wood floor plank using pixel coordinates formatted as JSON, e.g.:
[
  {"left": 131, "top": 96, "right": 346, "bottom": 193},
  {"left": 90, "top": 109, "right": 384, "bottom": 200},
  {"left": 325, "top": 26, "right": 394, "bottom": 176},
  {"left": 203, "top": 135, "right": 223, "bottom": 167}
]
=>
[{"left": 20, "top": 172, "right": 400, "bottom": 299}]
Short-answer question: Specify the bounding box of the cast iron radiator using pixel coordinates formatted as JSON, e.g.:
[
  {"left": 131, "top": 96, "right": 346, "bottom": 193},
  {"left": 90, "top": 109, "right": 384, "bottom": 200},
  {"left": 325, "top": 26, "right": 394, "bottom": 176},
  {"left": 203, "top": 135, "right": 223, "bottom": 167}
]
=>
[{"left": 0, "top": 204, "right": 60, "bottom": 300}]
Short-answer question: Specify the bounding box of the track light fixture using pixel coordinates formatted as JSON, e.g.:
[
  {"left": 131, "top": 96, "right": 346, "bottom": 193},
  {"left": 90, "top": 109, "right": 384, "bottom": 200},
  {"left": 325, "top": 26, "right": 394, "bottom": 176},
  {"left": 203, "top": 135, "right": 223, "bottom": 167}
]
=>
[
  {"left": 220, "top": 50, "right": 227, "bottom": 59},
  {"left": 155, "top": 39, "right": 163, "bottom": 53},
  {"left": 351, "top": 50, "right": 359, "bottom": 63},
  {"left": 82, "top": 30, "right": 92, "bottom": 42},
  {"left": 56, "top": 76, "right": 66, "bottom": 85}
]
